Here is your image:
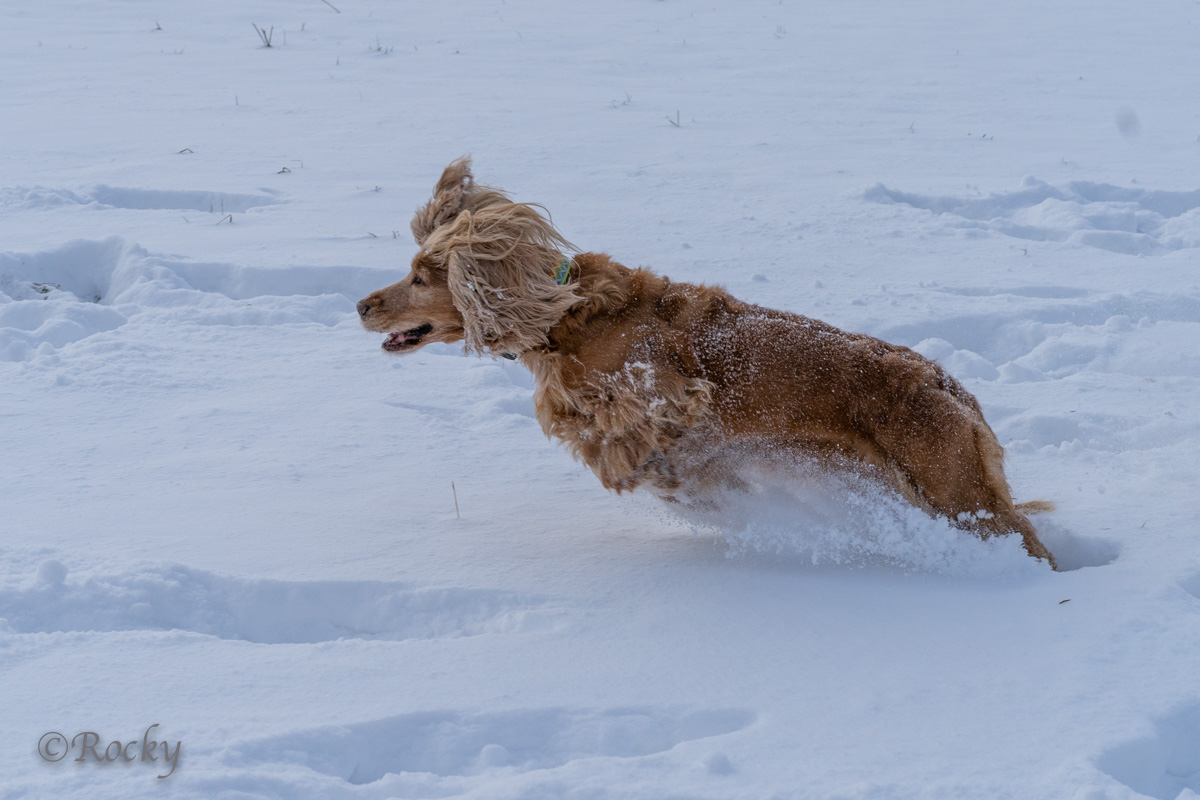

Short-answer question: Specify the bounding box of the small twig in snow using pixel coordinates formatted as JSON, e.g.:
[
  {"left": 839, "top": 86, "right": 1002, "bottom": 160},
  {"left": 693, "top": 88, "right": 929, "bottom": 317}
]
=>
[{"left": 252, "top": 23, "right": 274, "bottom": 47}]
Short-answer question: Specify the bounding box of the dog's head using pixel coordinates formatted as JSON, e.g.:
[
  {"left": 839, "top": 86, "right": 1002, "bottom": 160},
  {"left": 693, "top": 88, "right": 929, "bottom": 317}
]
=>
[{"left": 357, "top": 158, "right": 580, "bottom": 357}]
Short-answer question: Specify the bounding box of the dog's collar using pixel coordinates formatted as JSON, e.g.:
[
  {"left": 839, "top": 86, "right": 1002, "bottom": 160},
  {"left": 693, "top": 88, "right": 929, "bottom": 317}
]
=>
[
  {"left": 499, "top": 259, "right": 572, "bottom": 360},
  {"left": 555, "top": 257, "right": 572, "bottom": 285}
]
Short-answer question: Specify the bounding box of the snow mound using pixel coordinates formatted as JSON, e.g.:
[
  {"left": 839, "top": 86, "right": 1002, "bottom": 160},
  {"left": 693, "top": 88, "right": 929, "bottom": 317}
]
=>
[{"left": 866, "top": 178, "right": 1200, "bottom": 255}]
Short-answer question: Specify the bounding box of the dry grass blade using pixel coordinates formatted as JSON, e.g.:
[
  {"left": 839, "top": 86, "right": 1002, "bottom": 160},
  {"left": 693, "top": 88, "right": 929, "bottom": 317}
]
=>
[{"left": 252, "top": 23, "right": 274, "bottom": 47}]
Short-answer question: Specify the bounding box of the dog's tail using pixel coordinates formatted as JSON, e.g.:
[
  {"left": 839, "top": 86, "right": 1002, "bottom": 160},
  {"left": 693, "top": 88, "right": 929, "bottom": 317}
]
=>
[{"left": 1016, "top": 500, "right": 1056, "bottom": 515}]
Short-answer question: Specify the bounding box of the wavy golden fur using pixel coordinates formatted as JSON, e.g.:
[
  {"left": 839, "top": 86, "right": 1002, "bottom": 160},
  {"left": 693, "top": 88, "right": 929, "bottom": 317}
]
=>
[
  {"left": 358, "top": 158, "right": 1056, "bottom": 568},
  {"left": 409, "top": 156, "right": 512, "bottom": 245},
  {"left": 437, "top": 205, "right": 580, "bottom": 355}
]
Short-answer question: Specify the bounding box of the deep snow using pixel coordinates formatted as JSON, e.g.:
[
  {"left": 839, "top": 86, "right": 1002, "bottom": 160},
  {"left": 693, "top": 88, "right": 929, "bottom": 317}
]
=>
[{"left": 2, "top": 1, "right": 1200, "bottom": 798}]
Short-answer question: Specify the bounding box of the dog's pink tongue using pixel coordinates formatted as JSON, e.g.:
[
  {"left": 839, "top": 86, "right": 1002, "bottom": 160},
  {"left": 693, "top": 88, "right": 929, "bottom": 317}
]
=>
[
  {"left": 383, "top": 332, "right": 409, "bottom": 351},
  {"left": 384, "top": 324, "right": 432, "bottom": 350}
]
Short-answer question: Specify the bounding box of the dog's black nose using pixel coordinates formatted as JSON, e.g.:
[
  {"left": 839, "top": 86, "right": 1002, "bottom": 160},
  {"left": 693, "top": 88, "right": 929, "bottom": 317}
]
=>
[{"left": 356, "top": 299, "right": 372, "bottom": 317}]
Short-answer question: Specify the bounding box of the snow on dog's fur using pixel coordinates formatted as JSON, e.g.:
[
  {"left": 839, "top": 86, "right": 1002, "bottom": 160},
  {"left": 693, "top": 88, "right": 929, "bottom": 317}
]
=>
[{"left": 357, "top": 158, "right": 1056, "bottom": 567}]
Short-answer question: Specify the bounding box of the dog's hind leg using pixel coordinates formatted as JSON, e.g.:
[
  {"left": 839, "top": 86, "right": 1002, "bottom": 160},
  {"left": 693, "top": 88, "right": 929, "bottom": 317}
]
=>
[
  {"left": 980, "top": 507, "right": 1057, "bottom": 569},
  {"left": 871, "top": 394, "right": 1057, "bottom": 568},
  {"left": 967, "top": 423, "right": 1058, "bottom": 569}
]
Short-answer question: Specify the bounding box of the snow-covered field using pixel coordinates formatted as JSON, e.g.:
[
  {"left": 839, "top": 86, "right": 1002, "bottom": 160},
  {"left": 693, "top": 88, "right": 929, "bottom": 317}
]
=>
[{"left": 3, "top": 1, "right": 1199, "bottom": 798}]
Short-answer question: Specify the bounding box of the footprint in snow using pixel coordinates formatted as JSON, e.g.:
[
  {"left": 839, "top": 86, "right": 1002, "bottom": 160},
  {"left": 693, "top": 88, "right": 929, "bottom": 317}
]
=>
[
  {"left": 877, "top": 291, "right": 1200, "bottom": 383},
  {"left": 0, "top": 561, "right": 567, "bottom": 644},
  {"left": 866, "top": 178, "right": 1200, "bottom": 256},
  {"left": 1097, "top": 701, "right": 1200, "bottom": 800},
  {"left": 215, "top": 706, "right": 756, "bottom": 786},
  {"left": 0, "top": 237, "right": 399, "bottom": 362},
  {"left": 0, "top": 184, "right": 282, "bottom": 214}
]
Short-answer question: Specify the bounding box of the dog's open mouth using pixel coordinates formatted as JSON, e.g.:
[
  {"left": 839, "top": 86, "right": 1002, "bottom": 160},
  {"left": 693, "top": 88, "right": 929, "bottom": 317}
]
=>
[{"left": 382, "top": 323, "right": 434, "bottom": 352}]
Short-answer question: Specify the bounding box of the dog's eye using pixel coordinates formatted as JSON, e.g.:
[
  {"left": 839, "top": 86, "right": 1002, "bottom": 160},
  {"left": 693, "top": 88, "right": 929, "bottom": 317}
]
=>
[{"left": 412, "top": 275, "right": 424, "bottom": 286}]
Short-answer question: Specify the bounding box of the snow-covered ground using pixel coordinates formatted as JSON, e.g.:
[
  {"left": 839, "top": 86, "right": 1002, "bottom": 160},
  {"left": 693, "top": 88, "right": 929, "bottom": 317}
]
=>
[{"left": 3, "top": 1, "right": 1199, "bottom": 798}]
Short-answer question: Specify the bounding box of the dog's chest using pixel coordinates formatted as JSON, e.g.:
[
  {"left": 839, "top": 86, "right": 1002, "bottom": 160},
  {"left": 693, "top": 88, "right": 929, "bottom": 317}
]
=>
[
  {"left": 524, "top": 349, "right": 714, "bottom": 493},
  {"left": 527, "top": 353, "right": 653, "bottom": 436}
]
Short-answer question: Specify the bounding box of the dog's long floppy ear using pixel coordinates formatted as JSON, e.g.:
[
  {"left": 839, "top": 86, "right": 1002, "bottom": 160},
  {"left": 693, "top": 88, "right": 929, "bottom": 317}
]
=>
[
  {"left": 410, "top": 156, "right": 511, "bottom": 245},
  {"left": 438, "top": 203, "right": 580, "bottom": 356}
]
